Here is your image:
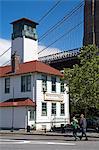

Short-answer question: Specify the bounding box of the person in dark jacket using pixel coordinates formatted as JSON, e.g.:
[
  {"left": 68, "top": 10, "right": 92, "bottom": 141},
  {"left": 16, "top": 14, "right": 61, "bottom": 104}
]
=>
[{"left": 80, "top": 114, "right": 88, "bottom": 140}]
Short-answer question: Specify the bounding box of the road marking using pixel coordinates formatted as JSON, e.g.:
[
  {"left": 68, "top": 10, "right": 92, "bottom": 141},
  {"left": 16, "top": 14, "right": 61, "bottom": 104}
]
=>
[
  {"left": 30, "top": 141, "right": 76, "bottom": 146},
  {"left": 0, "top": 139, "right": 30, "bottom": 144},
  {"left": 0, "top": 139, "right": 76, "bottom": 146}
]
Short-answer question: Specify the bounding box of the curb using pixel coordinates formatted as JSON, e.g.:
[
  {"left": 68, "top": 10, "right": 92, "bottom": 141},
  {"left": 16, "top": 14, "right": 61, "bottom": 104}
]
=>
[{"left": 0, "top": 131, "right": 99, "bottom": 138}]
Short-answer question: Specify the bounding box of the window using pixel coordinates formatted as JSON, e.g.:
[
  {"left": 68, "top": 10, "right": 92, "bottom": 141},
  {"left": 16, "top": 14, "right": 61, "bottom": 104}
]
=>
[
  {"left": 24, "top": 25, "right": 27, "bottom": 30},
  {"left": 21, "top": 75, "right": 31, "bottom": 92},
  {"left": 60, "top": 103, "right": 65, "bottom": 115},
  {"left": 51, "top": 76, "right": 56, "bottom": 92},
  {"left": 5, "top": 78, "right": 10, "bottom": 93},
  {"left": 27, "top": 25, "right": 29, "bottom": 31},
  {"left": 29, "top": 110, "right": 35, "bottom": 120},
  {"left": 42, "top": 75, "right": 47, "bottom": 92},
  {"left": 60, "top": 79, "right": 64, "bottom": 93},
  {"left": 42, "top": 102, "right": 47, "bottom": 116},
  {"left": 51, "top": 103, "right": 56, "bottom": 115}
]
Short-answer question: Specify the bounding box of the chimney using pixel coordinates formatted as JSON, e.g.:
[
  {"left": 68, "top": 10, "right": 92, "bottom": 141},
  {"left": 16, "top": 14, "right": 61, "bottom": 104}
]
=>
[{"left": 11, "top": 52, "right": 20, "bottom": 73}]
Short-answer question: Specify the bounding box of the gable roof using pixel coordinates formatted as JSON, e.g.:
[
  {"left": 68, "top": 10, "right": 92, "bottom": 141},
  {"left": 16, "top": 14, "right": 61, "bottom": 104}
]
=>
[
  {"left": 0, "top": 98, "right": 35, "bottom": 107},
  {"left": 11, "top": 18, "right": 38, "bottom": 25},
  {"left": 0, "top": 60, "right": 63, "bottom": 77}
]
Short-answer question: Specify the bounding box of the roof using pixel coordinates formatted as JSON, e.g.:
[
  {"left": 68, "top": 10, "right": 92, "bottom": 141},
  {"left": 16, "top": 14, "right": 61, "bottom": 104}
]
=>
[
  {"left": 0, "top": 98, "right": 35, "bottom": 107},
  {"left": 11, "top": 18, "right": 39, "bottom": 25},
  {"left": 0, "top": 60, "right": 63, "bottom": 77}
]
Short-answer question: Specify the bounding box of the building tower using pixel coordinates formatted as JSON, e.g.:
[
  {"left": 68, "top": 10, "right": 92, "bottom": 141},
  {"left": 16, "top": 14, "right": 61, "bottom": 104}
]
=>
[
  {"left": 11, "top": 18, "right": 39, "bottom": 62},
  {"left": 83, "top": 0, "right": 99, "bottom": 47}
]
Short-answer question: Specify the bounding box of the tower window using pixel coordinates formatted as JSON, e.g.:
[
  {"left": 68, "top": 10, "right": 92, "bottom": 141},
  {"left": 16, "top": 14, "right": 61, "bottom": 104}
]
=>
[{"left": 24, "top": 25, "right": 27, "bottom": 30}]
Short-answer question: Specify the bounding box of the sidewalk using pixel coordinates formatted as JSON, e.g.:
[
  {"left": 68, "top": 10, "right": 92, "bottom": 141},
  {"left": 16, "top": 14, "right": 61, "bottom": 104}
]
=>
[{"left": 0, "top": 129, "right": 99, "bottom": 138}]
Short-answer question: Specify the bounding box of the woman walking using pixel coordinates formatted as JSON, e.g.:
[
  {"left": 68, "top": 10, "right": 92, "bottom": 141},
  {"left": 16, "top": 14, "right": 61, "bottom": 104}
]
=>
[{"left": 71, "top": 116, "right": 79, "bottom": 141}]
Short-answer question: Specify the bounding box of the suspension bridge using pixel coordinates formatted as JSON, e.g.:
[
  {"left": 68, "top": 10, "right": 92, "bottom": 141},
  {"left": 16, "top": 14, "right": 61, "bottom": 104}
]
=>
[
  {"left": 38, "top": 0, "right": 99, "bottom": 70},
  {"left": 0, "top": 0, "right": 99, "bottom": 70}
]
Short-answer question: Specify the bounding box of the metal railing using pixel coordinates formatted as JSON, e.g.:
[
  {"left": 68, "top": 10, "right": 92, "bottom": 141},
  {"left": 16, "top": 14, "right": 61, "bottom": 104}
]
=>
[{"left": 39, "top": 48, "right": 80, "bottom": 63}]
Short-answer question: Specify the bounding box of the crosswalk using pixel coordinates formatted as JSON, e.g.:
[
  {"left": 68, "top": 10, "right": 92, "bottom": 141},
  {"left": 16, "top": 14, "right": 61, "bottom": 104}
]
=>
[{"left": 0, "top": 139, "right": 76, "bottom": 146}]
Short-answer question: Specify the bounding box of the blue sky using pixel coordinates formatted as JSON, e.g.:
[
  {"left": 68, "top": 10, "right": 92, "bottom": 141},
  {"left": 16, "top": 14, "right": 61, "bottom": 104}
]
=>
[
  {"left": 1, "top": 0, "right": 83, "bottom": 40},
  {"left": 0, "top": 0, "right": 84, "bottom": 65}
]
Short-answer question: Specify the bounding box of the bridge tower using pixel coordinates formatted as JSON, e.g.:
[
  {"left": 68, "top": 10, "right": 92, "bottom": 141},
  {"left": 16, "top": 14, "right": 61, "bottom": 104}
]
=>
[{"left": 83, "top": 0, "right": 99, "bottom": 47}]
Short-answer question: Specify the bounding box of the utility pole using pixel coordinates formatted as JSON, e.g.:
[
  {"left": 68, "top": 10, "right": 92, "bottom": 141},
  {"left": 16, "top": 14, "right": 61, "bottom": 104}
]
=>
[{"left": 11, "top": 86, "right": 14, "bottom": 132}]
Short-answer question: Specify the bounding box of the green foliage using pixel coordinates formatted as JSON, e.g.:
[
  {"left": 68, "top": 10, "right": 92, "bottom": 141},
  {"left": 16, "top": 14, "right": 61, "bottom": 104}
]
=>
[{"left": 64, "top": 45, "right": 99, "bottom": 115}]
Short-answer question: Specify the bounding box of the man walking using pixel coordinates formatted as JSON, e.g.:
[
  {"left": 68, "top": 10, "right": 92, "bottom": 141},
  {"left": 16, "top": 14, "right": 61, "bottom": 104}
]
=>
[{"left": 80, "top": 114, "right": 88, "bottom": 141}]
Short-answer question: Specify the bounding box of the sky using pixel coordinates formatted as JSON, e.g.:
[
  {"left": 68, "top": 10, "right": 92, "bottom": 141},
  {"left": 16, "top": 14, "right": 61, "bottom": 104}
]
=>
[{"left": 0, "top": 0, "right": 84, "bottom": 66}]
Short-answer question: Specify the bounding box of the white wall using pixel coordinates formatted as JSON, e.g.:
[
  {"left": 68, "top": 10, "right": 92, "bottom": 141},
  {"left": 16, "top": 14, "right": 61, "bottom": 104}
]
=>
[
  {"left": 0, "top": 74, "right": 34, "bottom": 102},
  {"left": 23, "top": 37, "right": 38, "bottom": 62},
  {"left": 0, "top": 73, "right": 70, "bottom": 130},
  {"left": 35, "top": 74, "right": 70, "bottom": 130},
  {"left": 11, "top": 37, "right": 38, "bottom": 63}
]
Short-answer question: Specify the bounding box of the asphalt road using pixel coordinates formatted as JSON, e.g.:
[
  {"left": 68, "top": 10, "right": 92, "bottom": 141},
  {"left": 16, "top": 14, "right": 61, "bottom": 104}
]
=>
[{"left": 0, "top": 134, "right": 99, "bottom": 150}]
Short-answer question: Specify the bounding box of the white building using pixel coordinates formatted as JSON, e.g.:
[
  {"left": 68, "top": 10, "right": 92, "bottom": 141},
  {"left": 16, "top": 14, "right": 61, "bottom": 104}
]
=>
[{"left": 0, "top": 18, "right": 70, "bottom": 131}]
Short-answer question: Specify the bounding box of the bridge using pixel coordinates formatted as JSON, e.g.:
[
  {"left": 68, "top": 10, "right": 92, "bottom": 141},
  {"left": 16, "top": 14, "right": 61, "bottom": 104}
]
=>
[
  {"left": 38, "top": 0, "right": 99, "bottom": 70},
  {"left": 0, "top": 0, "right": 99, "bottom": 69},
  {"left": 39, "top": 48, "right": 80, "bottom": 70}
]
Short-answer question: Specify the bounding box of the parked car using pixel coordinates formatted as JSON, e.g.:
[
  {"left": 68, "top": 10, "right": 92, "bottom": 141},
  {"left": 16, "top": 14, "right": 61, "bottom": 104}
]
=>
[
  {"left": 86, "top": 117, "right": 99, "bottom": 132},
  {"left": 50, "top": 123, "right": 73, "bottom": 133}
]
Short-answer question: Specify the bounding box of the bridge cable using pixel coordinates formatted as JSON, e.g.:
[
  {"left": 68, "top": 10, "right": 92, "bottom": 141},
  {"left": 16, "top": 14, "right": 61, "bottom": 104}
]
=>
[
  {"left": 1, "top": 60, "right": 11, "bottom": 66},
  {"left": 38, "top": 0, "right": 62, "bottom": 23},
  {"left": 0, "top": 47, "right": 11, "bottom": 58},
  {"left": 39, "top": 1, "right": 84, "bottom": 41},
  {"left": 0, "top": 1, "right": 62, "bottom": 59},
  {"left": 38, "top": 21, "right": 83, "bottom": 54}
]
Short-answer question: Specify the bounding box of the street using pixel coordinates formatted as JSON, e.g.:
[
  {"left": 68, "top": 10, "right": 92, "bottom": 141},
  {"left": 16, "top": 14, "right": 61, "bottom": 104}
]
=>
[{"left": 0, "top": 134, "right": 99, "bottom": 150}]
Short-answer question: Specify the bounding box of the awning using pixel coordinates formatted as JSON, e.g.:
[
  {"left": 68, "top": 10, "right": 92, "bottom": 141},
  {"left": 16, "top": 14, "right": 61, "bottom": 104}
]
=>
[{"left": 0, "top": 98, "right": 35, "bottom": 107}]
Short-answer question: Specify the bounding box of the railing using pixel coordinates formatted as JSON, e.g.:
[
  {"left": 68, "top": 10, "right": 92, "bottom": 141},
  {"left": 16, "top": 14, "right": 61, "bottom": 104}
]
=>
[{"left": 39, "top": 48, "right": 80, "bottom": 63}]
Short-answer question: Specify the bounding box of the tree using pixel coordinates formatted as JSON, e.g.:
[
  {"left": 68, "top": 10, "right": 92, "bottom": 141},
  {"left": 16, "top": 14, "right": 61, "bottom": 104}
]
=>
[{"left": 64, "top": 45, "right": 99, "bottom": 117}]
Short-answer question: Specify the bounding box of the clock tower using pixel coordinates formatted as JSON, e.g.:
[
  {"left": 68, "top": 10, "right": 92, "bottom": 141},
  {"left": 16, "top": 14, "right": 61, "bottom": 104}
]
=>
[{"left": 11, "top": 18, "right": 39, "bottom": 62}]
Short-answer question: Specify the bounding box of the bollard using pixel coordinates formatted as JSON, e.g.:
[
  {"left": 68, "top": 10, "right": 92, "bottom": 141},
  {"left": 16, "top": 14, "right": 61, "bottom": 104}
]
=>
[
  {"left": 44, "top": 127, "right": 46, "bottom": 133},
  {"left": 27, "top": 125, "right": 30, "bottom": 132}
]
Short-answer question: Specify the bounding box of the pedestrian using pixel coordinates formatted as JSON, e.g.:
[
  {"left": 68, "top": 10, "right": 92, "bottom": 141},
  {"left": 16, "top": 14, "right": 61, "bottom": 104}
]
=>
[
  {"left": 71, "top": 116, "right": 79, "bottom": 141},
  {"left": 79, "top": 114, "right": 88, "bottom": 141}
]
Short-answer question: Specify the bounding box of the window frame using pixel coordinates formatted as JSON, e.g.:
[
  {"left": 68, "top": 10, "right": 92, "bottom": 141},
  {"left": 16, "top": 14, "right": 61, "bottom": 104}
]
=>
[
  {"left": 29, "top": 110, "right": 35, "bottom": 121},
  {"left": 51, "top": 76, "right": 56, "bottom": 92},
  {"left": 42, "top": 75, "right": 47, "bottom": 92},
  {"left": 41, "top": 102, "right": 47, "bottom": 116},
  {"left": 60, "top": 103, "right": 65, "bottom": 115},
  {"left": 51, "top": 103, "right": 56, "bottom": 116},
  {"left": 60, "top": 79, "right": 65, "bottom": 93},
  {"left": 21, "top": 75, "right": 31, "bottom": 92},
  {"left": 5, "top": 78, "right": 10, "bottom": 93}
]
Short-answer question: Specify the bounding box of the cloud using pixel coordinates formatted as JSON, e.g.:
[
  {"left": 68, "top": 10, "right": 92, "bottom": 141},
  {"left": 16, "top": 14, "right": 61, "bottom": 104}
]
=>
[
  {"left": 0, "top": 38, "right": 61, "bottom": 66},
  {"left": 0, "top": 38, "right": 11, "bottom": 66},
  {"left": 38, "top": 44, "right": 61, "bottom": 58}
]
